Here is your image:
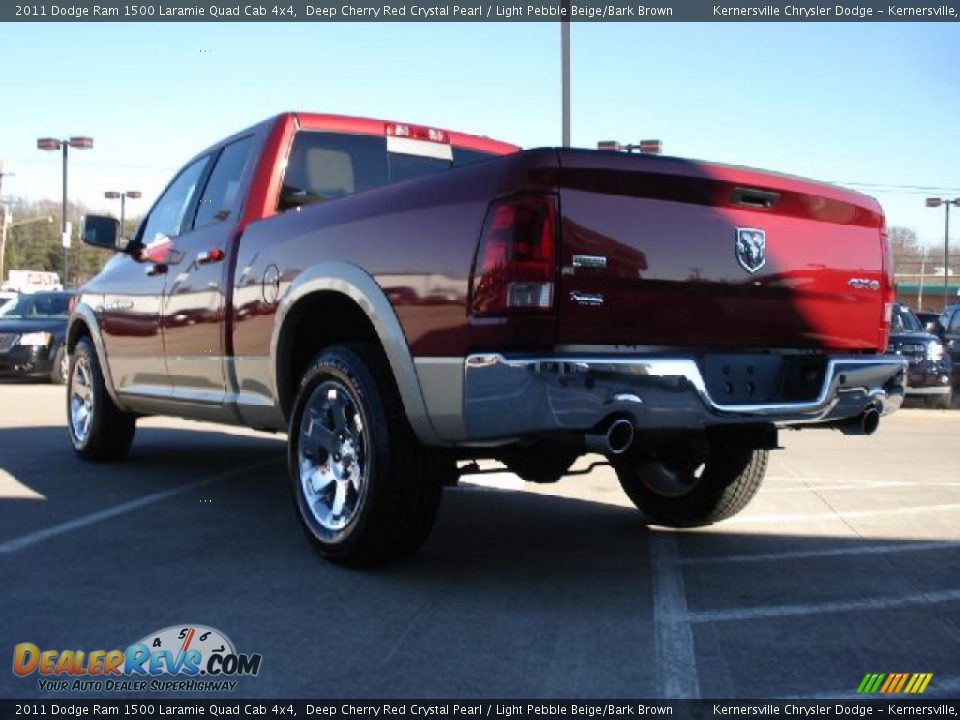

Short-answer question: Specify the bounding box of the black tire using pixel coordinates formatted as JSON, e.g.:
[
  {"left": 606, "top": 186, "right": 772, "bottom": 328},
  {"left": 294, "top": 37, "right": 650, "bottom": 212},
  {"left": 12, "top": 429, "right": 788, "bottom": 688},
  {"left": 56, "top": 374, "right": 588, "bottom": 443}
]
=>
[
  {"left": 615, "top": 442, "right": 768, "bottom": 527},
  {"left": 287, "top": 344, "right": 449, "bottom": 566},
  {"left": 49, "top": 345, "right": 67, "bottom": 385},
  {"left": 925, "top": 393, "right": 952, "bottom": 410},
  {"left": 499, "top": 445, "right": 580, "bottom": 484},
  {"left": 66, "top": 337, "right": 136, "bottom": 461}
]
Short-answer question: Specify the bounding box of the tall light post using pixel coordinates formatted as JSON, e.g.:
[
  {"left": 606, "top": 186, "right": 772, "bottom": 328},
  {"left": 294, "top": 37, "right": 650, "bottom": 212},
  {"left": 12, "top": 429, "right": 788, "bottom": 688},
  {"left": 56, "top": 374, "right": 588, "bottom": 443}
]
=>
[
  {"left": 104, "top": 191, "right": 141, "bottom": 238},
  {"left": 925, "top": 197, "right": 960, "bottom": 310},
  {"left": 561, "top": 4, "right": 571, "bottom": 147},
  {"left": 37, "top": 136, "right": 93, "bottom": 287}
]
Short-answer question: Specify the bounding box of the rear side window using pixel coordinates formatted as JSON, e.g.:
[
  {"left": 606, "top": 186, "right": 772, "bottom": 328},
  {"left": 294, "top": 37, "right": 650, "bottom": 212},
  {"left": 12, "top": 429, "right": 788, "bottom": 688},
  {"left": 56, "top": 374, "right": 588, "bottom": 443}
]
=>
[
  {"left": 194, "top": 137, "right": 254, "bottom": 229},
  {"left": 278, "top": 131, "right": 503, "bottom": 211},
  {"left": 279, "top": 133, "right": 387, "bottom": 211}
]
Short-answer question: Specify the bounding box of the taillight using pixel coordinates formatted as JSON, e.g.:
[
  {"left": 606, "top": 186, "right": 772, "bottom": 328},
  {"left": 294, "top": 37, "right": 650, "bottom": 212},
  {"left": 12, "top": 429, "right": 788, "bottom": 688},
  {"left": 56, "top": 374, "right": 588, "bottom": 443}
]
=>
[
  {"left": 470, "top": 195, "right": 558, "bottom": 316},
  {"left": 880, "top": 227, "right": 895, "bottom": 347}
]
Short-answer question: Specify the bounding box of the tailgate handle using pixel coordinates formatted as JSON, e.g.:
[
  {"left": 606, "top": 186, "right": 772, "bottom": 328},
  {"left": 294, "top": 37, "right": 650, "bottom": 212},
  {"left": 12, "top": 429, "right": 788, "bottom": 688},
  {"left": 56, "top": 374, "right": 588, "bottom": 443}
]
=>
[{"left": 731, "top": 187, "right": 781, "bottom": 209}]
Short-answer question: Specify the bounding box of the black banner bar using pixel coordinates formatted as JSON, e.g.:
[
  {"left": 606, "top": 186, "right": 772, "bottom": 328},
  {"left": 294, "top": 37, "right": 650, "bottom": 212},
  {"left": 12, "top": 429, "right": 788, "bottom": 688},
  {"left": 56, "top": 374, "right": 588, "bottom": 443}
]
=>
[
  {"left": 1, "top": 700, "right": 959, "bottom": 720},
  {"left": 4, "top": 0, "right": 960, "bottom": 22}
]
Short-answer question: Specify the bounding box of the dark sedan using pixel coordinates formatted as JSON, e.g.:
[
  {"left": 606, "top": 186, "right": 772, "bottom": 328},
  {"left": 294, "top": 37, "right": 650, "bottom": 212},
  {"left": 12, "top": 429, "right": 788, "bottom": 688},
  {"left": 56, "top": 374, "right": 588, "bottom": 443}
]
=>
[
  {"left": 0, "top": 291, "right": 74, "bottom": 384},
  {"left": 888, "top": 304, "right": 953, "bottom": 409}
]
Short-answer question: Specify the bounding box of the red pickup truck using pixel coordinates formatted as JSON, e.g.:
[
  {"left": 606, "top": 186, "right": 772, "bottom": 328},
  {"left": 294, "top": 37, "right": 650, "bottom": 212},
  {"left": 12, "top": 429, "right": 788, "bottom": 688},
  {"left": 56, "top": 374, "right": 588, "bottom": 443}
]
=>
[{"left": 71, "top": 112, "right": 907, "bottom": 564}]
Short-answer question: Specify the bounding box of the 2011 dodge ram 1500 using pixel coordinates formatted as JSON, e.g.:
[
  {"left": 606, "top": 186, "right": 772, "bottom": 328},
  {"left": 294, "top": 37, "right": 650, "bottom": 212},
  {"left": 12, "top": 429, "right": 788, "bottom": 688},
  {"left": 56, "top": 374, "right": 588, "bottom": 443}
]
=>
[{"left": 70, "top": 112, "right": 907, "bottom": 564}]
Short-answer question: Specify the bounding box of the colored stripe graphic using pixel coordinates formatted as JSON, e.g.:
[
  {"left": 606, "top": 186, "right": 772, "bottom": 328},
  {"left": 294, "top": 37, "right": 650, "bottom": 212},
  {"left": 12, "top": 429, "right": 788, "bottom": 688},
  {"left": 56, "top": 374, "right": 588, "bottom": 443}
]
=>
[{"left": 858, "top": 673, "right": 933, "bottom": 694}]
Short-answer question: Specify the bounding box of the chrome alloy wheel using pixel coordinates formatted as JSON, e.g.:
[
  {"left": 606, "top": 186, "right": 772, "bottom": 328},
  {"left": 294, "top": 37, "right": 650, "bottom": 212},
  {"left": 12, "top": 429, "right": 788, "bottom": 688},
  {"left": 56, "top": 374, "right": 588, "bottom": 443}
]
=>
[
  {"left": 69, "top": 357, "right": 94, "bottom": 445},
  {"left": 297, "top": 381, "right": 369, "bottom": 533}
]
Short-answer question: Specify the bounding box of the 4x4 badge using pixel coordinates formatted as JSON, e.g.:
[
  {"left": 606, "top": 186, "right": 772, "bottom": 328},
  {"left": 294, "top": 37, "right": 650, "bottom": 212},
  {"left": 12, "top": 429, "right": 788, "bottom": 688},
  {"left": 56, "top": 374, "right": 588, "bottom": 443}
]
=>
[{"left": 735, "top": 228, "right": 766, "bottom": 274}]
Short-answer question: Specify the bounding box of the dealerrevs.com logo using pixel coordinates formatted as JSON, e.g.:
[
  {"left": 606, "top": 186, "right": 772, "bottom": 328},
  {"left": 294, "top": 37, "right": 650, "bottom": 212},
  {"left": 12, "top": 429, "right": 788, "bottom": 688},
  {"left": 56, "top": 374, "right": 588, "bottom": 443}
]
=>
[{"left": 12, "top": 624, "right": 262, "bottom": 693}]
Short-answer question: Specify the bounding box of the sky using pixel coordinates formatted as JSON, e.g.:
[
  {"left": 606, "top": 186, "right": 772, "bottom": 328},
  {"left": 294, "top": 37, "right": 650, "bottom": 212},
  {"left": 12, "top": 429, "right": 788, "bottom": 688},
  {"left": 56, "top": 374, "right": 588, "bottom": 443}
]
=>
[{"left": 1, "top": 21, "right": 959, "bottom": 246}]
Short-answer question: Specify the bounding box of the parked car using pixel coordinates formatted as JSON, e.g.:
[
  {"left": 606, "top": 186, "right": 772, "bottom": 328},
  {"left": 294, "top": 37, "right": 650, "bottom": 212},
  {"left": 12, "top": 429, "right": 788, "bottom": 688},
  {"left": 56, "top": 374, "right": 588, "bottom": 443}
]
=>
[
  {"left": 69, "top": 112, "right": 906, "bottom": 565},
  {"left": 936, "top": 304, "right": 960, "bottom": 388},
  {"left": 0, "top": 290, "right": 74, "bottom": 384},
  {"left": 887, "top": 304, "right": 952, "bottom": 409}
]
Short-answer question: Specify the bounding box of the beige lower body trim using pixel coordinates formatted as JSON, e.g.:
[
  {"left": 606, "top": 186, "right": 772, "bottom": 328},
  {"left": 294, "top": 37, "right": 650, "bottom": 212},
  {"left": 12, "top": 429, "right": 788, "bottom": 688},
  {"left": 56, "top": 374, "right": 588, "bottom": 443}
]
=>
[{"left": 414, "top": 357, "right": 466, "bottom": 442}]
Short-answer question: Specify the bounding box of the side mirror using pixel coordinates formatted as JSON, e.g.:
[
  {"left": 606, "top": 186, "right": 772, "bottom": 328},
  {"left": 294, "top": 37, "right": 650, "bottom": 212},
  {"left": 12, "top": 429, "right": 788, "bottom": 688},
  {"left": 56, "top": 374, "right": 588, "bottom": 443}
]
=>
[
  {"left": 82, "top": 215, "right": 122, "bottom": 251},
  {"left": 925, "top": 321, "right": 944, "bottom": 336}
]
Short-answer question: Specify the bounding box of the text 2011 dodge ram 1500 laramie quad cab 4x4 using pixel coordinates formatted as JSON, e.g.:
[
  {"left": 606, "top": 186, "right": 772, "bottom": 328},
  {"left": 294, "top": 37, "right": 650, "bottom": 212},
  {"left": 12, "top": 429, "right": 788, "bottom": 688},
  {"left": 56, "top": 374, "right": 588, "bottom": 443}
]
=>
[{"left": 71, "top": 112, "right": 907, "bottom": 564}]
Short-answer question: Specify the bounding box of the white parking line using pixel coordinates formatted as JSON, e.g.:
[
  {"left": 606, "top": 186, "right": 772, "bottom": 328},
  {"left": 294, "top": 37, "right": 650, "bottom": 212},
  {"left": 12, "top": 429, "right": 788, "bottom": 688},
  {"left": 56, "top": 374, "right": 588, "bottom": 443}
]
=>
[
  {"left": 727, "top": 503, "right": 960, "bottom": 524},
  {"left": 763, "top": 481, "right": 960, "bottom": 494},
  {"left": 681, "top": 540, "right": 960, "bottom": 566},
  {"left": 685, "top": 588, "right": 960, "bottom": 624},
  {"left": 0, "top": 459, "right": 280, "bottom": 555},
  {"left": 649, "top": 531, "right": 700, "bottom": 699}
]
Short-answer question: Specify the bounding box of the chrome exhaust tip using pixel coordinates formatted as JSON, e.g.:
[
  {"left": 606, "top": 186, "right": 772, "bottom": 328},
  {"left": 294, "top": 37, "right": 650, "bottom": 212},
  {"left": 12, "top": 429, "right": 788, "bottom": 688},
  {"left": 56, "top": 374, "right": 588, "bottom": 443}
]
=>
[
  {"left": 585, "top": 418, "right": 635, "bottom": 455},
  {"left": 607, "top": 419, "right": 635, "bottom": 455},
  {"left": 861, "top": 406, "right": 880, "bottom": 436},
  {"left": 834, "top": 406, "right": 881, "bottom": 436}
]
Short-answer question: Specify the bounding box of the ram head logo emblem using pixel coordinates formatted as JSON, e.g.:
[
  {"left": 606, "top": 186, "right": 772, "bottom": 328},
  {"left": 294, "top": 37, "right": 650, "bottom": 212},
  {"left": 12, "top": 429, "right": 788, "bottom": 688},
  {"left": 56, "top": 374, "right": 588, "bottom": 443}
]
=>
[{"left": 735, "top": 228, "right": 766, "bottom": 274}]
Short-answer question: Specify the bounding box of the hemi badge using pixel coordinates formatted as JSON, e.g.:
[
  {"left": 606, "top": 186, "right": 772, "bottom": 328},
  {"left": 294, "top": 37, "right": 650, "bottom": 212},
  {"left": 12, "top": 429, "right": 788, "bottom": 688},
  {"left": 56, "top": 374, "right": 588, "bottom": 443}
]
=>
[{"left": 572, "top": 254, "right": 607, "bottom": 269}]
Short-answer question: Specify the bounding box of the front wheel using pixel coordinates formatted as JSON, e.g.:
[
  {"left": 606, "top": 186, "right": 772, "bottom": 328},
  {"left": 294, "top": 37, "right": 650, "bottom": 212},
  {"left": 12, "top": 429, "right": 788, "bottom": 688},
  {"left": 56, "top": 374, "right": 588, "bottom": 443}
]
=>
[
  {"left": 288, "top": 344, "right": 450, "bottom": 566},
  {"left": 67, "top": 337, "right": 136, "bottom": 461},
  {"left": 615, "top": 441, "right": 768, "bottom": 527}
]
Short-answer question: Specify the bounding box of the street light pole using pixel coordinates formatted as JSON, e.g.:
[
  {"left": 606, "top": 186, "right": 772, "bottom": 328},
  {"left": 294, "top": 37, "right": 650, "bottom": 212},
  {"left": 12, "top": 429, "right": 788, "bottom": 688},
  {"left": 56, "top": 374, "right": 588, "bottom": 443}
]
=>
[
  {"left": 61, "top": 142, "right": 68, "bottom": 284},
  {"left": 105, "top": 191, "right": 142, "bottom": 239},
  {"left": 926, "top": 197, "right": 960, "bottom": 311},
  {"left": 946, "top": 201, "right": 951, "bottom": 308},
  {"left": 561, "top": 3, "right": 571, "bottom": 147},
  {"left": 37, "top": 136, "right": 93, "bottom": 288}
]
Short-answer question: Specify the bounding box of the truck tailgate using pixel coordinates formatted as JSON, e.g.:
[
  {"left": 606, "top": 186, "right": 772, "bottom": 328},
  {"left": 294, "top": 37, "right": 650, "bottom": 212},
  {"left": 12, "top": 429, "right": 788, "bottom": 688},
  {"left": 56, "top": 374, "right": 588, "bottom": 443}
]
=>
[{"left": 556, "top": 150, "right": 888, "bottom": 352}]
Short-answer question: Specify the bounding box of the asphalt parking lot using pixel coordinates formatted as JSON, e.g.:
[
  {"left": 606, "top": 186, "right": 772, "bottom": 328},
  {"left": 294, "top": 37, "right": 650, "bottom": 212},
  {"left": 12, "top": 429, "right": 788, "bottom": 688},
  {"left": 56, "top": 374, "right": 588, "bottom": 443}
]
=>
[{"left": 1, "top": 383, "right": 959, "bottom": 700}]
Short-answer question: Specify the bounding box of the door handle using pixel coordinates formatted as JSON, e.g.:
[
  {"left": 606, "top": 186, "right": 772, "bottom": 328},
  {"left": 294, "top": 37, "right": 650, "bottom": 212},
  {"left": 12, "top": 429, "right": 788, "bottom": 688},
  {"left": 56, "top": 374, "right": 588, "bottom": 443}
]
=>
[{"left": 197, "top": 248, "right": 225, "bottom": 265}]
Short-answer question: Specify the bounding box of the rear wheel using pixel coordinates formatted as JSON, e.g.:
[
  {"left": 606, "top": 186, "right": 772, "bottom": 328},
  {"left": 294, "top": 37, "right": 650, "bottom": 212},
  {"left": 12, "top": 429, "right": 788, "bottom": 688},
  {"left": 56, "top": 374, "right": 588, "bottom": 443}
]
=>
[
  {"left": 615, "top": 438, "right": 767, "bottom": 527},
  {"left": 67, "top": 337, "right": 136, "bottom": 461},
  {"left": 288, "top": 344, "right": 451, "bottom": 566}
]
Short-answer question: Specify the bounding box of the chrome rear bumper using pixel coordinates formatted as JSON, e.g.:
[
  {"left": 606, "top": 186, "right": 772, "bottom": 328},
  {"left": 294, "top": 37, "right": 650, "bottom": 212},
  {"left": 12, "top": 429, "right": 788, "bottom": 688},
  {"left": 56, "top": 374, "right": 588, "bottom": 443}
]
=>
[{"left": 463, "top": 353, "right": 908, "bottom": 441}]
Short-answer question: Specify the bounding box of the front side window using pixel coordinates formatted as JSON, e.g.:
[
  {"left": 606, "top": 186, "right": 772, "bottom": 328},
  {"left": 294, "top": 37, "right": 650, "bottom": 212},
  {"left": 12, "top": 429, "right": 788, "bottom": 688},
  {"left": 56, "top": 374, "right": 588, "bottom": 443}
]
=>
[
  {"left": 138, "top": 157, "right": 209, "bottom": 248},
  {"left": 194, "top": 137, "right": 254, "bottom": 229}
]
